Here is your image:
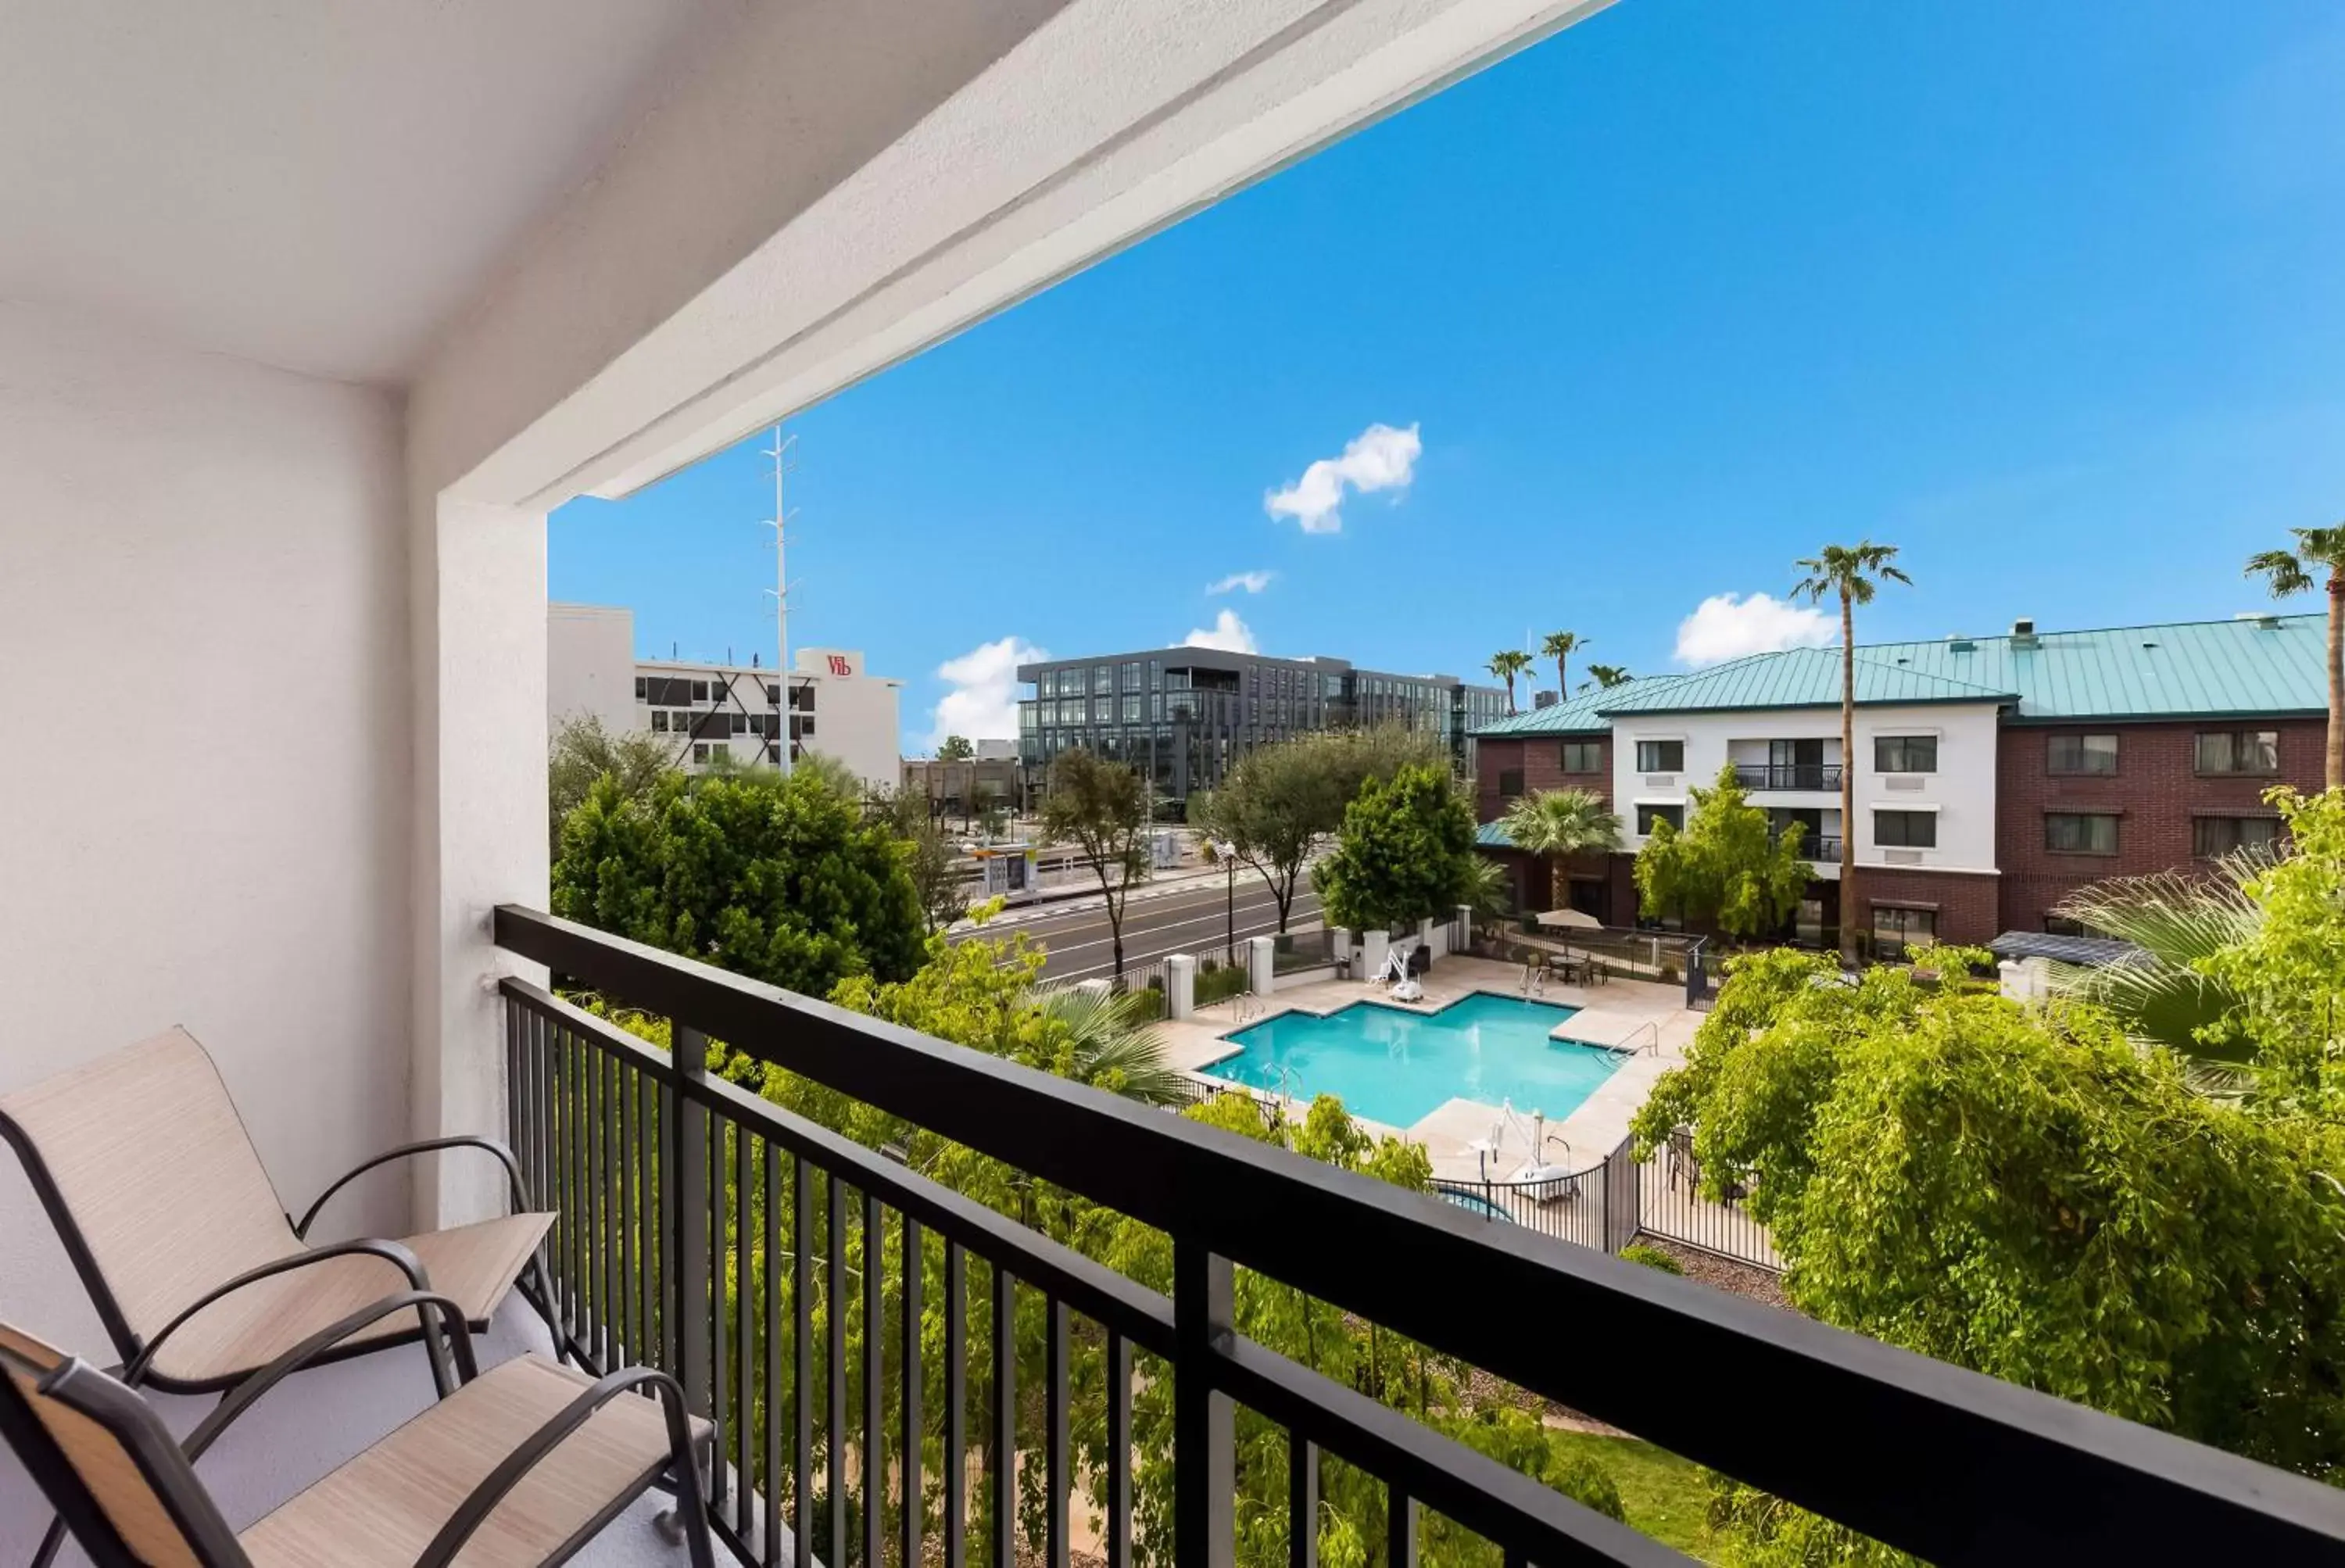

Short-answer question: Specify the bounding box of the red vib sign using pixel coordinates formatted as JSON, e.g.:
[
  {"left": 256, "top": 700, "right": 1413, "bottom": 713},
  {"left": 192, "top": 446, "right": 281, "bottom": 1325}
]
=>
[{"left": 825, "top": 654, "right": 853, "bottom": 676}]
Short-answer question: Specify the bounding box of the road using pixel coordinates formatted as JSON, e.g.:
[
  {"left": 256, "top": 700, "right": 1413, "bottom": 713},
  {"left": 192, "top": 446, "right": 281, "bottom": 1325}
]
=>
[{"left": 957, "top": 872, "right": 1323, "bottom": 981}]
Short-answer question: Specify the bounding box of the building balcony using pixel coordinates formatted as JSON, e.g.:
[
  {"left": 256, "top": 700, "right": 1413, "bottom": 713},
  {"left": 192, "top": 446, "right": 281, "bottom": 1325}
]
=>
[{"left": 1734, "top": 763, "right": 1844, "bottom": 792}]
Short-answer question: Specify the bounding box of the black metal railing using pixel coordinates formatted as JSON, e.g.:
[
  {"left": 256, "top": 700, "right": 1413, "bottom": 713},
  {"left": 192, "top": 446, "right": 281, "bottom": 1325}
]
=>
[
  {"left": 1735, "top": 763, "right": 1844, "bottom": 791},
  {"left": 1433, "top": 1126, "right": 1778, "bottom": 1273},
  {"left": 493, "top": 906, "right": 2345, "bottom": 1566},
  {"left": 1270, "top": 928, "right": 1337, "bottom": 976}
]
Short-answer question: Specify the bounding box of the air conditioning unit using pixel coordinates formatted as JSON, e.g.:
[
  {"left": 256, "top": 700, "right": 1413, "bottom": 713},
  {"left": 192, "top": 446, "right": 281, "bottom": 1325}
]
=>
[
  {"left": 1884, "top": 775, "right": 1925, "bottom": 792},
  {"left": 1642, "top": 774, "right": 1677, "bottom": 789},
  {"left": 1883, "top": 849, "right": 1924, "bottom": 866}
]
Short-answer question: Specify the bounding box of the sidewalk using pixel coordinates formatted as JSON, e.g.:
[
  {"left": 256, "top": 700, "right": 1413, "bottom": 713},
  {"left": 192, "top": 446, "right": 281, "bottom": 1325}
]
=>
[{"left": 957, "top": 858, "right": 1244, "bottom": 928}]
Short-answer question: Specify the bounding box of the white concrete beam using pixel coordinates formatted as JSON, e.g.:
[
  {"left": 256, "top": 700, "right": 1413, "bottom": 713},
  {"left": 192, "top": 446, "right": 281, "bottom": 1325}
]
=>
[{"left": 408, "top": 0, "right": 1617, "bottom": 509}]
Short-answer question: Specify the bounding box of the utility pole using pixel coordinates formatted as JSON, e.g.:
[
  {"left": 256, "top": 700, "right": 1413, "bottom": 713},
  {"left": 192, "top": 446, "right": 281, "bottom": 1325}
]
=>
[{"left": 762, "top": 425, "right": 798, "bottom": 776}]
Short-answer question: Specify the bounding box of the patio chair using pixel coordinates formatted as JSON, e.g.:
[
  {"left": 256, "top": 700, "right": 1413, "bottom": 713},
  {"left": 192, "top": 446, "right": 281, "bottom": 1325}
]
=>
[
  {"left": 0, "top": 1311, "right": 715, "bottom": 1568},
  {"left": 0, "top": 1027, "right": 558, "bottom": 1396}
]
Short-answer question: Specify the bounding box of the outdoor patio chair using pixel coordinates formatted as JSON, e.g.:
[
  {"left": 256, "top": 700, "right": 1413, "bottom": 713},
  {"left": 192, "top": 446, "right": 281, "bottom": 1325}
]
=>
[
  {"left": 0, "top": 1311, "right": 715, "bottom": 1568},
  {"left": 0, "top": 1027, "right": 558, "bottom": 1396}
]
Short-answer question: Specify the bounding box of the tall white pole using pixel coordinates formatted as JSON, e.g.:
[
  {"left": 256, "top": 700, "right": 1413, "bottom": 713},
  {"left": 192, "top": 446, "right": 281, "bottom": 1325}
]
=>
[{"left": 764, "top": 425, "right": 794, "bottom": 776}]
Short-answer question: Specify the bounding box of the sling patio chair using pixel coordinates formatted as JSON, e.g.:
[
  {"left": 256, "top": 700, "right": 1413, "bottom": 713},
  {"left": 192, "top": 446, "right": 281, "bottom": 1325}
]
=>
[
  {"left": 0, "top": 1308, "right": 715, "bottom": 1568},
  {"left": 0, "top": 1027, "right": 560, "bottom": 1398}
]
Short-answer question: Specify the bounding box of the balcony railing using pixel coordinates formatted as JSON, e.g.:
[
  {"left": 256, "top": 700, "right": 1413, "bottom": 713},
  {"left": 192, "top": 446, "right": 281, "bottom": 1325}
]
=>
[
  {"left": 1734, "top": 762, "right": 1843, "bottom": 791},
  {"left": 492, "top": 905, "right": 2345, "bottom": 1566}
]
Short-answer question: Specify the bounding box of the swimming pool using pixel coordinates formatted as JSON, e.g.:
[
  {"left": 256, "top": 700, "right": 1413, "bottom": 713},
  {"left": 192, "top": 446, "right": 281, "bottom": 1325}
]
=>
[{"left": 1201, "top": 993, "right": 1622, "bottom": 1128}]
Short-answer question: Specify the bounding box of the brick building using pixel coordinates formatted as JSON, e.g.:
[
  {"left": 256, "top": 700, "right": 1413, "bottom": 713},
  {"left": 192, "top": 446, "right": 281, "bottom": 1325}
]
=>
[{"left": 1472, "top": 613, "right": 2328, "bottom": 953}]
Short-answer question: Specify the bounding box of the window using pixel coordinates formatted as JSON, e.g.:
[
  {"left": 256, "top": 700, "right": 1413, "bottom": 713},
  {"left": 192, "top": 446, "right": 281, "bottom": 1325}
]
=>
[
  {"left": 2046, "top": 812, "right": 2120, "bottom": 854},
  {"left": 1635, "top": 740, "right": 1684, "bottom": 772},
  {"left": 708, "top": 743, "right": 729, "bottom": 762},
  {"left": 1873, "top": 809, "right": 1937, "bottom": 848},
  {"left": 1093, "top": 665, "right": 1113, "bottom": 693},
  {"left": 693, "top": 743, "right": 709, "bottom": 764},
  {"left": 1872, "top": 906, "right": 1935, "bottom": 958},
  {"left": 1122, "top": 661, "right": 1141, "bottom": 690},
  {"left": 2042, "top": 916, "right": 2087, "bottom": 937},
  {"left": 650, "top": 711, "right": 668, "bottom": 732},
  {"left": 1874, "top": 735, "right": 1938, "bottom": 773},
  {"left": 2194, "top": 815, "right": 2281, "bottom": 858},
  {"left": 692, "top": 681, "right": 709, "bottom": 702},
  {"left": 634, "top": 677, "right": 646, "bottom": 700},
  {"left": 793, "top": 715, "right": 816, "bottom": 739},
  {"left": 2046, "top": 732, "right": 2118, "bottom": 775},
  {"left": 2195, "top": 730, "right": 2279, "bottom": 775},
  {"left": 766, "top": 683, "right": 781, "bottom": 705},
  {"left": 1122, "top": 695, "right": 1143, "bottom": 723},
  {"left": 673, "top": 711, "right": 692, "bottom": 732},
  {"left": 1635, "top": 804, "right": 1684, "bottom": 835},
  {"left": 1498, "top": 769, "right": 1525, "bottom": 799},
  {"left": 1561, "top": 740, "right": 1602, "bottom": 774}
]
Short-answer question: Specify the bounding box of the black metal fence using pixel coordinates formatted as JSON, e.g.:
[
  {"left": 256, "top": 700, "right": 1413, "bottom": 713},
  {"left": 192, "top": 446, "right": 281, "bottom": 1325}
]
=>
[
  {"left": 1433, "top": 1128, "right": 1780, "bottom": 1273},
  {"left": 1270, "top": 928, "right": 1336, "bottom": 976},
  {"left": 495, "top": 906, "right": 2345, "bottom": 1566}
]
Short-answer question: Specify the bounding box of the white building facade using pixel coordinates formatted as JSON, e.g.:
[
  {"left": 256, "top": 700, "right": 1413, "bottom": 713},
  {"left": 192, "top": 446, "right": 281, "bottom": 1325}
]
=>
[{"left": 549, "top": 603, "right": 901, "bottom": 792}]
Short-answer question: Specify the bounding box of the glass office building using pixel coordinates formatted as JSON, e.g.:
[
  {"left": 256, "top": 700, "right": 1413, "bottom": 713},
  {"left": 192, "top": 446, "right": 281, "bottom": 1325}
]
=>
[{"left": 1015, "top": 647, "right": 1508, "bottom": 812}]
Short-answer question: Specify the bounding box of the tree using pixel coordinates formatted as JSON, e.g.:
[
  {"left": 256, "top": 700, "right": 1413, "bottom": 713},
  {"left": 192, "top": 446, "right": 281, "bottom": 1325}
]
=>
[
  {"left": 2245, "top": 524, "right": 2345, "bottom": 788},
  {"left": 2192, "top": 785, "right": 2345, "bottom": 1111},
  {"left": 1039, "top": 749, "right": 1151, "bottom": 980},
  {"left": 1581, "top": 663, "right": 1632, "bottom": 690},
  {"left": 1631, "top": 764, "right": 1812, "bottom": 940},
  {"left": 546, "top": 714, "right": 674, "bottom": 854},
  {"left": 1498, "top": 789, "right": 1621, "bottom": 911},
  {"left": 1191, "top": 726, "right": 1447, "bottom": 933},
  {"left": 1792, "top": 540, "right": 1912, "bottom": 961},
  {"left": 1314, "top": 761, "right": 1479, "bottom": 933},
  {"left": 1486, "top": 650, "right": 1533, "bottom": 714},
  {"left": 2046, "top": 858, "right": 2265, "bottom": 1086},
  {"left": 1538, "top": 630, "right": 1582, "bottom": 703},
  {"left": 937, "top": 733, "right": 977, "bottom": 762},
  {"left": 1632, "top": 947, "right": 2345, "bottom": 1500},
  {"left": 553, "top": 766, "right": 926, "bottom": 995}
]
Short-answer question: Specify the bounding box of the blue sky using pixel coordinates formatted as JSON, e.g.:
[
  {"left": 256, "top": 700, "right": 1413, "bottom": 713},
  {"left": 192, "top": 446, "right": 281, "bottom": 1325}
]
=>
[{"left": 550, "top": 0, "right": 2345, "bottom": 751}]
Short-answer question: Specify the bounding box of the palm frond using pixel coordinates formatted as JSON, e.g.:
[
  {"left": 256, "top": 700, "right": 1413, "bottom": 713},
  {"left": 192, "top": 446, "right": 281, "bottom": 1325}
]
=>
[
  {"left": 1038, "top": 986, "right": 1192, "bottom": 1107},
  {"left": 2047, "top": 863, "right": 2265, "bottom": 1065}
]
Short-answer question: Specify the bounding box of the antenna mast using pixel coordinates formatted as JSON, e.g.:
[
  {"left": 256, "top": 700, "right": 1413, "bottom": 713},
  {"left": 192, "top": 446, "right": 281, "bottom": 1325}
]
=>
[{"left": 763, "top": 425, "right": 799, "bottom": 777}]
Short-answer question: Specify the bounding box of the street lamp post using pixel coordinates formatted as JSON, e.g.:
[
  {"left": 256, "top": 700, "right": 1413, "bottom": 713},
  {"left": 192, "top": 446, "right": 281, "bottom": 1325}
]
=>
[{"left": 1215, "top": 839, "right": 1237, "bottom": 965}]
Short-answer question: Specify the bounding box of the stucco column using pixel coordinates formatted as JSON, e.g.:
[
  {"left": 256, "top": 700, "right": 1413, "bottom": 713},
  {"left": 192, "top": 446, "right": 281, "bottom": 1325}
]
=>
[
  {"left": 410, "top": 494, "right": 549, "bottom": 1227},
  {"left": 1358, "top": 929, "right": 1390, "bottom": 983},
  {"left": 1167, "top": 954, "right": 1196, "bottom": 1019},
  {"left": 1248, "top": 936, "right": 1276, "bottom": 997}
]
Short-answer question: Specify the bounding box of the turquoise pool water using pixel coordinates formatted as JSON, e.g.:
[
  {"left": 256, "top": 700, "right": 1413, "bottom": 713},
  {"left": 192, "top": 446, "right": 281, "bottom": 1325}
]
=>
[{"left": 1202, "top": 994, "right": 1620, "bottom": 1128}]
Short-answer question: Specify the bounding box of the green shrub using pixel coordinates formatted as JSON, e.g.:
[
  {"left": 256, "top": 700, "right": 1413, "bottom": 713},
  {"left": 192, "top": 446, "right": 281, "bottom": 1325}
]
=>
[
  {"left": 1620, "top": 1243, "right": 1684, "bottom": 1275},
  {"left": 1548, "top": 1452, "right": 1627, "bottom": 1522},
  {"left": 1195, "top": 962, "right": 1251, "bottom": 1006}
]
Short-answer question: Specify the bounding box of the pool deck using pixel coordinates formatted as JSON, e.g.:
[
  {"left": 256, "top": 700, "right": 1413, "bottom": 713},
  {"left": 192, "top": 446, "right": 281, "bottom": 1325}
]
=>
[{"left": 1151, "top": 954, "right": 1704, "bottom": 1181}]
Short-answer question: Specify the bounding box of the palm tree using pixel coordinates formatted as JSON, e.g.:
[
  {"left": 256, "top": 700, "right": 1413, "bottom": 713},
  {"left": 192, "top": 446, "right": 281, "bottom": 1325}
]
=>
[
  {"left": 1500, "top": 788, "right": 1623, "bottom": 910},
  {"left": 2245, "top": 524, "right": 2345, "bottom": 789},
  {"left": 1582, "top": 663, "right": 1632, "bottom": 690},
  {"left": 1036, "top": 986, "right": 1191, "bottom": 1107},
  {"left": 1487, "top": 650, "right": 1534, "bottom": 713},
  {"left": 1539, "top": 631, "right": 1582, "bottom": 703},
  {"left": 1792, "top": 540, "right": 1912, "bottom": 964}
]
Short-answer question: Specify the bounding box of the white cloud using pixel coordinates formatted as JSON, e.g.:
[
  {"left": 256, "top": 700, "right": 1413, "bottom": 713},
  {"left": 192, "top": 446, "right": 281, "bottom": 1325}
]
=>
[
  {"left": 1181, "top": 609, "right": 1259, "bottom": 653},
  {"left": 1265, "top": 421, "right": 1422, "bottom": 532},
  {"left": 929, "top": 634, "right": 1044, "bottom": 746},
  {"left": 1674, "top": 592, "right": 1835, "bottom": 667},
  {"left": 1206, "top": 570, "right": 1275, "bottom": 596}
]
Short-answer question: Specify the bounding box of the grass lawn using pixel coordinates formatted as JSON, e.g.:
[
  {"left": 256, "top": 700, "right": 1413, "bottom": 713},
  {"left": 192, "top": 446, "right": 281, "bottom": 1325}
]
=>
[{"left": 1548, "top": 1430, "right": 1727, "bottom": 1562}]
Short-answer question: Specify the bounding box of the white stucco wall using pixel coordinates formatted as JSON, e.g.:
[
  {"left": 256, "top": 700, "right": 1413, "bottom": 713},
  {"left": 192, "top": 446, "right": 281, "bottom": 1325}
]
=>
[
  {"left": 547, "top": 602, "right": 639, "bottom": 733},
  {"left": 0, "top": 305, "right": 412, "bottom": 1354},
  {"left": 1613, "top": 703, "right": 2003, "bottom": 875}
]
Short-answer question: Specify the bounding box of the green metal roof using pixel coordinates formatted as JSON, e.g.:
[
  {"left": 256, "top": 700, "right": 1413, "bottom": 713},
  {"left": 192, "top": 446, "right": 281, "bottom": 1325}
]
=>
[
  {"left": 1472, "top": 680, "right": 1660, "bottom": 737},
  {"left": 1468, "top": 614, "right": 2327, "bottom": 737},
  {"left": 1855, "top": 614, "right": 2327, "bottom": 721},
  {"left": 1475, "top": 820, "right": 1515, "bottom": 848}
]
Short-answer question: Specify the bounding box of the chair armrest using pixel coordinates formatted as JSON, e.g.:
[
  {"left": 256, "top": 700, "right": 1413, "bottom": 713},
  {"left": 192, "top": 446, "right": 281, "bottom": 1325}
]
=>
[
  {"left": 295, "top": 1136, "right": 531, "bottom": 1239},
  {"left": 183, "top": 1290, "right": 478, "bottom": 1462},
  {"left": 127, "top": 1239, "right": 438, "bottom": 1387},
  {"left": 412, "top": 1366, "right": 711, "bottom": 1568}
]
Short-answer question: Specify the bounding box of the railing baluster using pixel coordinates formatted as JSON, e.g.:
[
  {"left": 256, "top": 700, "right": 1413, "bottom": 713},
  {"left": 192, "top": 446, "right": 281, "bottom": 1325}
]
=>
[
  {"left": 737, "top": 1119, "right": 756, "bottom": 1535},
  {"left": 864, "top": 1191, "right": 883, "bottom": 1568},
  {"left": 674, "top": 1022, "right": 713, "bottom": 1523},
  {"left": 991, "top": 1262, "right": 1015, "bottom": 1568},
  {"left": 618, "top": 1052, "right": 637, "bottom": 1369},
  {"left": 945, "top": 1242, "right": 967, "bottom": 1568},
  {"left": 793, "top": 1155, "right": 814, "bottom": 1568},
  {"left": 828, "top": 1172, "right": 847, "bottom": 1568},
  {"left": 592, "top": 1037, "right": 610, "bottom": 1369},
  {"left": 900, "top": 1215, "right": 925, "bottom": 1568},
  {"left": 641, "top": 1065, "right": 659, "bottom": 1372},
  {"left": 1047, "top": 1297, "right": 1069, "bottom": 1568},
  {"left": 1388, "top": 1487, "right": 1418, "bottom": 1568},
  {"left": 1289, "top": 1435, "right": 1317, "bottom": 1568},
  {"left": 760, "top": 1140, "right": 782, "bottom": 1567},
  {"left": 564, "top": 1020, "right": 585, "bottom": 1348},
  {"left": 711, "top": 1098, "right": 732, "bottom": 1516},
  {"left": 1104, "top": 1331, "right": 1131, "bottom": 1568},
  {"left": 1174, "top": 1240, "right": 1235, "bottom": 1568}
]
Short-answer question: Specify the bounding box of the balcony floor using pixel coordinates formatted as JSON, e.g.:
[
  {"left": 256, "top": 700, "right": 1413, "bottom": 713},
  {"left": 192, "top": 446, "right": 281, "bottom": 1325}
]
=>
[{"left": 1, "top": 1301, "right": 727, "bottom": 1567}]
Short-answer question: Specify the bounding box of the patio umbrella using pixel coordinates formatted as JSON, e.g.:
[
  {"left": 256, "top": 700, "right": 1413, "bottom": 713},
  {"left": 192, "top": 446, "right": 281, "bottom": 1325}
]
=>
[{"left": 1536, "top": 908, "right": 1601, "bottom": 929}]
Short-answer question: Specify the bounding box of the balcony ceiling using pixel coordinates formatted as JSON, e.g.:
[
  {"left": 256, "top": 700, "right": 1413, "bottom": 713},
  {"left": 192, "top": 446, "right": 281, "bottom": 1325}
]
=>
[{"left": 0, "top": 0, "right": 728, "bottom": 385}]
